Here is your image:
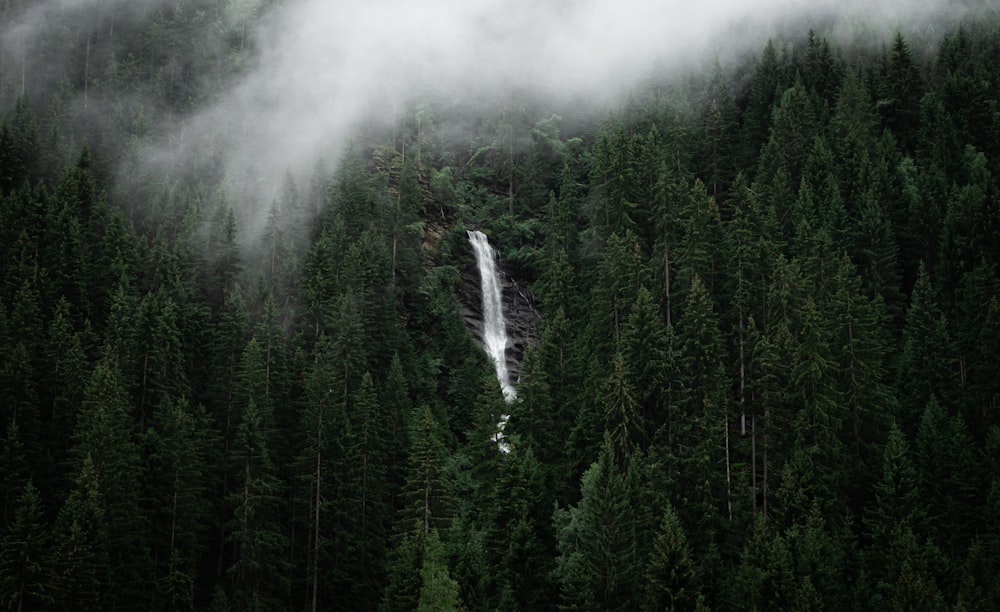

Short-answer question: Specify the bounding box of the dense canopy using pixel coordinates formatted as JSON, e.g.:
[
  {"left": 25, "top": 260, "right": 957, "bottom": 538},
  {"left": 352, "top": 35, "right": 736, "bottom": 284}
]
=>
[{"left": 1, "top": 1, "right": 999, "bottom": 609}]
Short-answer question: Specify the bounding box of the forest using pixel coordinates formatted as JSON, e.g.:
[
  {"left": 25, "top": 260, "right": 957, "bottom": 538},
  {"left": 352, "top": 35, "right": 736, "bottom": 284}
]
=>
[{"left": 1, "top": 0, "right": 1000, "bottom": 610}]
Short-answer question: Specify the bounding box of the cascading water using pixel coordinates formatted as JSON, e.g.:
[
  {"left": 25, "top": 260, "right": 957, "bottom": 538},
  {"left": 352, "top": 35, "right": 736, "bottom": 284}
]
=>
[{"left": 467, "top": 230, "right": 514, "bottom": 451}]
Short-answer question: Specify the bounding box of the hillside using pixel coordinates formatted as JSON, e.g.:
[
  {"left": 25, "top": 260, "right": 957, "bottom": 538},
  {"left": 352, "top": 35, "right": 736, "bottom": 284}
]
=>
[{"left": 1, "top": 2, "right": 1000, "bottom": 609}]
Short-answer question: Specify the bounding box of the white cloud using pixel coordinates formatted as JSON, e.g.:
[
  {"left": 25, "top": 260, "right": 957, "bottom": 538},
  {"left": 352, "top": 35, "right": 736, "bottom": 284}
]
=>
[{"left": 4, "top": 0, "right": 974, "bottom": 233}]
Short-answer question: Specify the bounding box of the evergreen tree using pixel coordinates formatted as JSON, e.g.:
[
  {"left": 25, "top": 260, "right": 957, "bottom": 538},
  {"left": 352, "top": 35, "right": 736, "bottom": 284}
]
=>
[
  {"left": 898, "top": 262, "right": 958, "bottom": 426},
  {"left": 864, "top": 423, "right": 942, "bottom": 607},
  {"left": 622, "top": 285, "right": 669, "bottom": 441},
  {"left": 382, "top": 410, "right": 456, "bottom": 611},
  {"left": 72, "top": 356, "right": 149, "bottom": 609},
  {"left": 416, "top": 529, "right": 462, "bottom": 612},
  {"left": 601, "top": 352, "right": 643, "bottom": 464},
  {"left": 0, "top": 481, "right": 54, "bottom": 611},
  {"left": 674, "top": 274, "right": 731, "bottom": 536},
  {"left": 880, "top": 32, "right": 924, "bottom": 154},
  {"left": 144, "top": 397, "right": 211, "bottom": 610},
  {"left": 297, "top": 334, "right": 347, "bottom": 612},
  {"left": 915, "top": 397, "right": 979, "bottom": 561},
  {"left": 52, "top": 454, "right": 110, "bottom": 612},
  {"left": 758, "top": 76, "right": 818, "bottom": 190},
  {"left": 342, "top": 371, "right": 391, "bottom": 608},
  {"left": 382, "top": 352, "right": 412, "bottom": 508},
  {"left": 226, "top": 397, "right": 287, "bottom": 610},
  {"left": 643, "top": 503, "right": 704, "bottom": 611},
  {"left": 553, "top": 438, "right": 641, "bottom": 611},
  {"left": 587, "top": 230, "right": 647, "bottom": 358}
]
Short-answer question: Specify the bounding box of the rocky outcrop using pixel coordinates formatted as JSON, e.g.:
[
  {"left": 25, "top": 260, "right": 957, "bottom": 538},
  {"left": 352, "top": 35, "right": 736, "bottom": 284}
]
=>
[{"left": 458, "top": 245, "right": 541, "bottom": 391}]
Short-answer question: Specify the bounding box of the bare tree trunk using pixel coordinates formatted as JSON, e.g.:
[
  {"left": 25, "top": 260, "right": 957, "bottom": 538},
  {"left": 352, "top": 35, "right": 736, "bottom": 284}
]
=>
[
  {"left": 762, "top": 405, "right": 769, "bottom": 523},
  {"left": 84, "top": 36, "right": 90, "bottom": 107},
  {"left": 663, "top": 240, "right": 672, "bottom": 327},
  {"left": 751, "top": 402, "right": 757, "bottom": 515},
  {"left": 311, "top": 406, "right": 322, "bottom": 612},
  {"left": 724, "top": 408, "right": 733, "bottom": 521},
  {"left": 508, "top": 119, "right": 515, "bottom": 216},
  {"left": 416, "top": 114, "right": 422, "bottom": 168}
]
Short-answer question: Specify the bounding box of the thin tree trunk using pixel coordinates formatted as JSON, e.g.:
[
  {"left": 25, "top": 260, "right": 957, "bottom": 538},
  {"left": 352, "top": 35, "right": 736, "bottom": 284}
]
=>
[
  {"left": 312, "top": 408, "right": 321, "bottom": 612},
  {"left": 724, "top": 408, "right": 733, "bottom": 521},
  {"left": 170, "top": 470, "right": 179, "bottom": 556},
  {"left": 762, "top": 405, "right": 769, "bottom": 523},
  {"left": 84, "top": 36, "right": 90, "bottom": 107},
  {"left": 751, "top": 402, "right": 757, "bottom": 515},
  {"left": 140, "top": 352, "right": 149, "bottom": 431},
  {"left": 663, "top": 241, "right": 672, "bottom": 327}
]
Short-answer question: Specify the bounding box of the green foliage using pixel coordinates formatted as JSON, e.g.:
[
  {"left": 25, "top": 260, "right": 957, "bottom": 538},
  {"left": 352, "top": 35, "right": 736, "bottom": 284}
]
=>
[
  {"left": 1, "top": 11, "right": 999, "bottom": 610},
  {"left": 554, "top": 439, "right": 641, "bottom": 611},
  {"left": 417, "top": 529, "right": 463, "bottom": 612},
  {"left": 643, "top": 503, "right": 703, "bottom": 611},
  {"left": 0, "top": 481, "right": 54, "bottom": 611}
]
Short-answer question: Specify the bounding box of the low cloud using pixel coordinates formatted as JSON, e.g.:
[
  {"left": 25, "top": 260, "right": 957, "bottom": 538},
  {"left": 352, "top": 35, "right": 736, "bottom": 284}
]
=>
[{"left": 4, "top": 0, "right": 977, "bottom": 233}]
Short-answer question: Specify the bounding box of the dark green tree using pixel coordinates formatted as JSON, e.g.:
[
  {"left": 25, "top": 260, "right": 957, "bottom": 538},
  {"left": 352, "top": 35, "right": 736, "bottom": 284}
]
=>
[
  {"left": 416, "top": 529, "right": 462, "bottom": 612},
  {"left": 898, "top": 262, "right": 959, "bottom": 426},
  {"left": 52, "top": 454, "right": 109, "bottom": 612},
  {"left": 144, "top": 397, "right": 211, "bottom": 611},
  {"left": 879, "top": 32, "right": 924, "bottom": 154},
  {"left": 0, "top": 481, "right": 54, "bottom": 611},
  {"left": 643, "top": 503, "right": 704, "bottom": 611},
  {"left": 226, "top": 397, "right": 287, "bottom": 610},
  {"left": 553, "top": 438, "right": 641, "bottom": 611},
  {"left": 72, "top": 356, "right": 149, "bottom": 609}
]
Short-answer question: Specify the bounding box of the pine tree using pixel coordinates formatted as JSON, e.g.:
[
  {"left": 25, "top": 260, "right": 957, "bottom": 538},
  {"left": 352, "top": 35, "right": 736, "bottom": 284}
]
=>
[
  {"left": 915, "top": 397, "right": 979, "bottom": 560},
  {"left": 621, "top": 285, "right": 669, "bottom": 440},
  {"left": 643, "top": 503, "right": 703, "bottom": 611},
  {"left": 783, "top": 502, "right": 848, "bottom": 608},
  {"left": 553, "top": 438, "right": 641, "bottom": 611},
  {"left": 674, "top": 274, "right": 731, "bottom": 534},
  {"left": 144, "top": 397, "right": 211, "bottom": 611},
  {"left": 381, "top": 407, "right": 454, "bottom": 611},
  {"left": 297, "top": 334, "right": 347, "bottom": 612},
  {"left": 416, "top": 529, "right": 462, "bottom": 612},
  {"left": 226, "top": 397, "right": 287, "bottom": 610},
  {"left": 590, "top": 125, "right": 638, "bottom": 237},
  {"left": 674, "top": 178, "right": 723, "bottom": 300},
  {"left": 602, "top": 352, "right": 643, "bottom": 464},
  {"left": 758, "top": 76, "right": 818, "bottom": 189},
  {"left": 491, "top": 446, "right": 557, "bottom": 610},
  {"left": 587, "top": 230, "right": 647, "bottom": 358},
  {"left": 880, "top": 32, "right": 924, "bottom": 154},
  {"left": 52, "top": 454, "right": 109, "bottom": 612},
  {"left": 864, "top": 423, "right": 944, "bottom": 607},
  {"left": 44, "top": 297, "right": 90, "bottom": 482},
  {"left": 343, "top": 371, "right": 391, "bottom": 608},
  {"left": 741, "top": 39, "right": 787, "bottom": 172},
  {"left": 898, "top": 262, "right": 959, "bottom": 426},
  {"left": 400, "top": 405, "right": 452, "bottom": 536},
  {"left": 0, "top": 481, "right": 54, "bottom": 611},
  {"left": 732, "top": 520, "right": 796, "bottom": 610},
  {"left": 72, "top": 356, "right": 149, "bottom": 609}
]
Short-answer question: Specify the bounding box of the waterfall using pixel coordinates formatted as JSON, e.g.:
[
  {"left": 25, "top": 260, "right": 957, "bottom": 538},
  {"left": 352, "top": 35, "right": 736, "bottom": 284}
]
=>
[
  {"left": 467, "top": 230, "right": 514, "bottom": 451},
  {"left": 467, "top": 230, "right": 516, "bottom": 400}
]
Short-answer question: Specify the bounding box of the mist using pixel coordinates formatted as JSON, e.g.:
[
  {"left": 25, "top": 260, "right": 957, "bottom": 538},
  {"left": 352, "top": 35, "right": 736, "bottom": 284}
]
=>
[
  {"left": 165, "top": 0, "right": 969, "bottom": 207},
  {"left": 2, "top": 0, "right": 979, "bottom": 236}
]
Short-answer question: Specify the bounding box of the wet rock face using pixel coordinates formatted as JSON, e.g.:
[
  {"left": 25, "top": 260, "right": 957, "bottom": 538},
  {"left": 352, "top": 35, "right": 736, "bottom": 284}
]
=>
[{"left": 458, "top": 246, "right": 541, "bottom": 390}]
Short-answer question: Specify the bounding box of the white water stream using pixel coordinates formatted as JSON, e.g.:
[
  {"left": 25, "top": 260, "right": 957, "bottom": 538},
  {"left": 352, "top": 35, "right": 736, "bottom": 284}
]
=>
[{"left": 467, "top": 230, "right": 514, "bottom": 451}]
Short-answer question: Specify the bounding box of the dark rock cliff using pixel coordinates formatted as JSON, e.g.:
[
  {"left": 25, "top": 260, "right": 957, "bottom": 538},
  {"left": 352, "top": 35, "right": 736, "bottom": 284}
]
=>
[{"left": 458, "top": 244, "right": 541, "bottom": 391}]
